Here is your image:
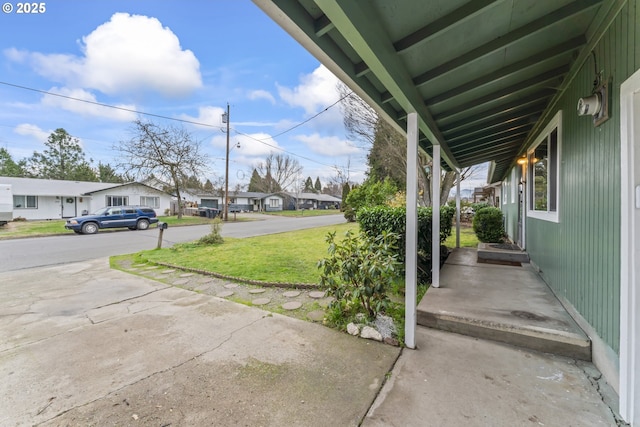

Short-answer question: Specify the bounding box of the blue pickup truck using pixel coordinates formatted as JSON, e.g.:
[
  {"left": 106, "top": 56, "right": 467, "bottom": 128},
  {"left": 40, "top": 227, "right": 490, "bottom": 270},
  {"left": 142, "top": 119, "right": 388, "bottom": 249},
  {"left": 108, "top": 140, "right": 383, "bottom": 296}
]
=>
[{"left": 65, "top": 206, "right": 159, "bottom": 234}]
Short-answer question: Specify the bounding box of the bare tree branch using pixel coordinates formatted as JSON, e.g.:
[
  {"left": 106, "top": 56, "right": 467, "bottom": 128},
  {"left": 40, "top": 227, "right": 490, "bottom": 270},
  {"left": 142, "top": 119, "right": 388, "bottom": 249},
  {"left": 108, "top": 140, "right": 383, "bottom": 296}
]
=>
[{"left": 115, "top": 119, "right": 210, "bottom": 218}]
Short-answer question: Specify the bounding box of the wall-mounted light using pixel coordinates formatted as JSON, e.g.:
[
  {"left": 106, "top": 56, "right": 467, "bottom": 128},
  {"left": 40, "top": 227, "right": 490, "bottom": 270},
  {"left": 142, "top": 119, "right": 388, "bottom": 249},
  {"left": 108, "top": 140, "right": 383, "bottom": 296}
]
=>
[{"left": 516, "top": 157, "right": 527, "bottom": 165}]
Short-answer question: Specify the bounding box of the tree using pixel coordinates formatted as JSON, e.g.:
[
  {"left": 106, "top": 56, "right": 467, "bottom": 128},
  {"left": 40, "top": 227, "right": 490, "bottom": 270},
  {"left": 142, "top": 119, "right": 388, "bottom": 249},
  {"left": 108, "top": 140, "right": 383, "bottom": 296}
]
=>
[
  {"left": 97, "top": 162, "right": 125, "bottom": 183},
  {"left": 26, "top": 128, "right": 97, "bottom": 181},
  {"left": 338, "top": 81, "right": 478, "bottom": 206},
  {"left": 303, "top": 176, "right": 314, "bottom": 193},
  {"left": 116, "top": 120, "right": 210, "bottom": 219},
  {"left": 0, "top": 148, "right": 26, "bottom": 177},
  {"left": 203, "top": 179, "right": 214, "bottom": 192},
  {"left": 314, "top": 177, "right": 322, "bottom": 193},
  {"left": 255, "top": 153, "right": 302, "bottom": 192},
  {"left": 247, "top": 169, "right": 264, "bottom": 192}
]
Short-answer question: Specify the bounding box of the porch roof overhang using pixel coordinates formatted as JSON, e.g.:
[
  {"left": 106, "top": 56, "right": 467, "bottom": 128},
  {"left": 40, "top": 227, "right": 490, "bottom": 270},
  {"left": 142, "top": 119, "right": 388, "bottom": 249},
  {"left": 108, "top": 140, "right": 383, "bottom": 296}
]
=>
[{"left": 253, "top": 0, "right": 623, "bottom": 182}]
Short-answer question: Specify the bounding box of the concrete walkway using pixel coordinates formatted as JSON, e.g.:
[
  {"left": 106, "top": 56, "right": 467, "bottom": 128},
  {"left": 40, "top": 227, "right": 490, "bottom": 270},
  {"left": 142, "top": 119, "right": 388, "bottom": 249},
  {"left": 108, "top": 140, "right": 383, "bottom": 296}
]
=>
[
  {"left": 363, "top": 247, "right": 623, "bottom": 427},
  {"left": 0, "top": 259, "right": 399, "bottom": 426}
]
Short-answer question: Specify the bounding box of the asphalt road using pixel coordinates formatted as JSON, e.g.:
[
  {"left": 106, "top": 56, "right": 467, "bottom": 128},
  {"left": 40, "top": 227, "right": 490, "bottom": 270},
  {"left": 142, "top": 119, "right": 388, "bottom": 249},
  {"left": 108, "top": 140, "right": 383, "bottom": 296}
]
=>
[{"left": 0, "top": 213, "right": 346, "bottom": 273}]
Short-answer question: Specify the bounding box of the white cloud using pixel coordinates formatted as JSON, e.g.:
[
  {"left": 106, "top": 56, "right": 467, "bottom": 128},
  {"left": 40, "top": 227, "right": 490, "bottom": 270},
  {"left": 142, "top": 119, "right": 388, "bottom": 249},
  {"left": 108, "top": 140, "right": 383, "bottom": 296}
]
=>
[
  {"left": 14, "top": 123, "right": 49, "bottom": 142},
  {"left": 179, "top": 106, "right": 226, "bottom": 129},
  {"left": 277, "top": 65, "right": 340, "bottom": 115},
  {"left": 41, "top": 87, "right": 137, "bottom": 121},
  {"left": 293, "top": 133, "right": 360, "bottom": 156},
  {"left": 7, "top": 13, "right": 202, "bottom": 98},
  {"left": 248, "top": 89, "right": 276, "bottom": 104},
  {"left": 210, "top": 132, "right": 283, "bottom": 159}
]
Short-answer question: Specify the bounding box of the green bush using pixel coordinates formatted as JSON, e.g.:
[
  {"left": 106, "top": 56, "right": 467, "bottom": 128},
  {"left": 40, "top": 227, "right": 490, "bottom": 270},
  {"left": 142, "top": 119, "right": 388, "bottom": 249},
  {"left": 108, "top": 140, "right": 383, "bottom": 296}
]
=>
[
  {"left": 343, "top": 178, "right": 398, "bottom": 222},
  {"left": 471, "top": 202, "right": 490, "bottom": 212},
  {"left": 197, "top": 218, "right": 224, "bottom": 245},
  {"left": 318, "top": 230, "right": 401, "bottom": 319},
  {"left": 357, "top": 205, "right": 455, "bottom": 284},
  {"left": 472, "top": 207, "right": 504, "bottom": 243}
]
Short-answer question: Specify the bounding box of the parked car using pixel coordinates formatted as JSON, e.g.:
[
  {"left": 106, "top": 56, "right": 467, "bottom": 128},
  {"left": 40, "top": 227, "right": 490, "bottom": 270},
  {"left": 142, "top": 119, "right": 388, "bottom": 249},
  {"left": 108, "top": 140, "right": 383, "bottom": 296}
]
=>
[{"left": 65, "top": 206, "right": 159, "bottom": 234}]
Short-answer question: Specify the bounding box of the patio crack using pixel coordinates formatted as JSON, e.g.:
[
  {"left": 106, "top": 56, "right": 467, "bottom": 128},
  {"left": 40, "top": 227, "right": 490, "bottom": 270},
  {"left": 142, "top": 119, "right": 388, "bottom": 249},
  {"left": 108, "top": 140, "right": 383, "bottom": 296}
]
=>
[
  {"left": 37, "top": 313, "right": 270, "bottom": 425},
  {"left": 573, "top": 360, "right": 629, "bottom": 426}
]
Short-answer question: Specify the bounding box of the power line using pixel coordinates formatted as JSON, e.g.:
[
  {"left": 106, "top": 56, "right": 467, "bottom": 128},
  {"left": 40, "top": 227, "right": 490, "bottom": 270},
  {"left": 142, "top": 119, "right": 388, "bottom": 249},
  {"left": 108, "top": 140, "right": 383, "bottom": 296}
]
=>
[{"left": 0, "top": 80, "right": 365, "bottom": 173}]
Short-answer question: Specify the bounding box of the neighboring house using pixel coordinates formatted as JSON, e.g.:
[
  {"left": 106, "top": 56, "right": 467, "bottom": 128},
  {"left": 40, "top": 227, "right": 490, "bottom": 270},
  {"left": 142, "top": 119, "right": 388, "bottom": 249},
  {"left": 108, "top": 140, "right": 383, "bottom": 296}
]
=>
[
  {"left": 283, "top": 192, "right": 341, "bottom": 210},
  {"left": 254, "top": 1, "right": 640, "bottom": 423},
  {"left": 0, "top": 176, "right": 172, "bottom": 220},
  {"left": 194, "top": 191, "right": 284, "bottom": 212}
]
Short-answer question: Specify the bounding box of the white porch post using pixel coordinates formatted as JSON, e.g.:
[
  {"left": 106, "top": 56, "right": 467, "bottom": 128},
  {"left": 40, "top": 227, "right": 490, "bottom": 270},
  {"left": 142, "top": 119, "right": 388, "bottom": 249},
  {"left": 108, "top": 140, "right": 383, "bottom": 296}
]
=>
[
  {"left": 456, "top": 171, "right": 461, "bottom": 248},
  {"left": 405, "top": 112, "right": 418, "bottom": 349},
  {"left": 431, "top": 145, "right": 441, "bottom": 288}
]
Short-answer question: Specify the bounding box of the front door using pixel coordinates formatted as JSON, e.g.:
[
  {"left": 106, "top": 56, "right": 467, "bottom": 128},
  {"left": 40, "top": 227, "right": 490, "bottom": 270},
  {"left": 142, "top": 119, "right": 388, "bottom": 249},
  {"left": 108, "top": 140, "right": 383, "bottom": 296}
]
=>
[
  {"left": 620, "top": 69, "right": 640, "bottom": 426},
  {"left": 61, "top": 196, "right": 76, "bottom": 218}
]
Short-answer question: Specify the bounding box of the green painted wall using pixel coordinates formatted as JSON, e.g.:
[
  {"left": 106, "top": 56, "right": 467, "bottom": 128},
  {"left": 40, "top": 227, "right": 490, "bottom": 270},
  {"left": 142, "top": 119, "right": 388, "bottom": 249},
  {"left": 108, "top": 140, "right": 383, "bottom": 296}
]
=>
[{"left": 520, "top": 1, "right": 638, "bottom": 355}]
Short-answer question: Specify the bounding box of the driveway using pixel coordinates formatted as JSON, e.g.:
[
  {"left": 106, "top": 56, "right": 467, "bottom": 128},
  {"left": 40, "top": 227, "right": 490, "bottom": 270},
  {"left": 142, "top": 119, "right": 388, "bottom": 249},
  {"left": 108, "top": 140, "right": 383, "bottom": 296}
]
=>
[{"left": 0, "top": 258, "right": 399, "bottom": 426}]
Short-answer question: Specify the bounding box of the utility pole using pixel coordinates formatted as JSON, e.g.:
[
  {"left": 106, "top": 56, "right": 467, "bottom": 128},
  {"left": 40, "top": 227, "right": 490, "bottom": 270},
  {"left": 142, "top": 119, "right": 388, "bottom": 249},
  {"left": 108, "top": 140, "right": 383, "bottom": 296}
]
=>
[{"left": 222, "top": 103, "right": 230, "bottom": 221}]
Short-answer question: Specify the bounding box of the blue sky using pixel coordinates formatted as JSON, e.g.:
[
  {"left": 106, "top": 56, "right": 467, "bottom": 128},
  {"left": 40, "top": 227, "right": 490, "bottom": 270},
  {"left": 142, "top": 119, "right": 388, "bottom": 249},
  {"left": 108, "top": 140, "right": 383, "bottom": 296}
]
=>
[{"left": 0, "top": 0, "right": 367, "bottom": 190}]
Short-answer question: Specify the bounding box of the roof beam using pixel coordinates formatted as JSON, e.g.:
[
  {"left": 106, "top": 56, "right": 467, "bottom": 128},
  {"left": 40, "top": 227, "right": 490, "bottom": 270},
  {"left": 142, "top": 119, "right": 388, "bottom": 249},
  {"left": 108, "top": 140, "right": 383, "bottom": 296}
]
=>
[
  {"left": 425, "top": 36, "right": 585, "bottom": 106},
  {"left": 433, "top": 66, "right": 568, "bottom": 121},
  {"left": 438, "top": 92, "right": 553, "bottom": 130},
  {"left": 451, "top": 128, "right": 532, "bottom": 155},
  {"left": 314, "top": 0, "right": 458, "bottom": 168},
  {"left": 393, "top": 0, "right": 499, "bottom": 53},
  {"left": 413, "top": 0, "right": 601, "bottom": 88},
  {"left": 443, "top": 105, "right": 545, "bottom": 139}
]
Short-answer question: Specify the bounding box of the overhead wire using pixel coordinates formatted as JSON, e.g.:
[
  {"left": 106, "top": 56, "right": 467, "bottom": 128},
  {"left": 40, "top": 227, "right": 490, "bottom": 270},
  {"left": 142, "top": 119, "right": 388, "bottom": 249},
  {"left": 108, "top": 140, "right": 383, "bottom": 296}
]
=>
[{"left": 0, "top": 80, "right": 365, "bottom": 173}]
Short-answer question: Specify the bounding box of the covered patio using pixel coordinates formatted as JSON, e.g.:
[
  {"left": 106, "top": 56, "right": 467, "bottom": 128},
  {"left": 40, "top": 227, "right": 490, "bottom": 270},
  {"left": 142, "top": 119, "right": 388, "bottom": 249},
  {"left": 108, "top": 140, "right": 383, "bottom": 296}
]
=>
[{"left": 253, "top": 0, "right": 637, "bottom": 424}]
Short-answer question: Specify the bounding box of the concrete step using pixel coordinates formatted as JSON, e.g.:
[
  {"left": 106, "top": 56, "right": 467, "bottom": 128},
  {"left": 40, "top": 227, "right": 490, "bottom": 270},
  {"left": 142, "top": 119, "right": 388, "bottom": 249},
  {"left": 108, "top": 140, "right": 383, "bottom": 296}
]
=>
[
  {"left": 477, "top": 242, "right": 530, "bottom": 263},
  {"left": 417, "top": 248, "right": 591, "bottom": 360}
]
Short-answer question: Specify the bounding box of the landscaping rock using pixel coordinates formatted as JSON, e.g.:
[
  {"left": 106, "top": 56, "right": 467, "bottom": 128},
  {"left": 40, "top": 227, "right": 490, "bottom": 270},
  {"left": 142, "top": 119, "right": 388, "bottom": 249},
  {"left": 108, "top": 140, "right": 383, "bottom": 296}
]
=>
[
  {"left": 347, "top": 323, "right": 360, "bottom": 336},
  {"left": 384, "top": 337, "right": 399, "bottom": 346},
  {"left": 360, "top": 326, "right": 383, "bottom": 342}
]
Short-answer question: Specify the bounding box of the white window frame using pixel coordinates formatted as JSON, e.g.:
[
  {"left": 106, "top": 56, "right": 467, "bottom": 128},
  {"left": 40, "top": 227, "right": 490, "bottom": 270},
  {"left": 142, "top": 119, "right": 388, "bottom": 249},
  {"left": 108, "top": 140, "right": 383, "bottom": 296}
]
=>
[
  {"left": 526, "top": 110, "right": 561, "bottom": 223},
  {"left": 269, "top": 198, "right": 280, "bottom": 208},
  {"left": 13, "top": 195, "right": 37, "bottom": 209},
  {"left": 502, "top": 181, "right": 508, "bottom": 205},
  {"left": 106, "top": 195, "right": 128, "bottom": 207},
  {"left": 140, "top": 196, "right": 160, "bottom": 208}
]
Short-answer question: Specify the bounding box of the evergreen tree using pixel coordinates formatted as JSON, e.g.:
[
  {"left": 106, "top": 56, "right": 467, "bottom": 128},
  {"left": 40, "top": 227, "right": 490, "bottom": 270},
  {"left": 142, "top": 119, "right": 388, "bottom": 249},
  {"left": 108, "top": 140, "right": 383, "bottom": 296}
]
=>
[
  {"left": 248, "top": 169, "right": 264, "bottom": 192},
  {"left": 97, "top": 162, "right": 124, "bottom": 183},
  {"left": 314, "top": 176, "right": 322, "bottom": 193},
  {"left": 341, "top": 182, "right": 351, "bottom": 209},
  {"left": 0, "top": 147, "right": 26, "bottom": 177},
  {"left": 303, "top": 176, "right": 314, "bottom": 192},
  {"left": 27, "top": 128, "right": 96, "bottom": 181},
  {"left": 204, "top": 179, "right": 214, "bottom": 192}
]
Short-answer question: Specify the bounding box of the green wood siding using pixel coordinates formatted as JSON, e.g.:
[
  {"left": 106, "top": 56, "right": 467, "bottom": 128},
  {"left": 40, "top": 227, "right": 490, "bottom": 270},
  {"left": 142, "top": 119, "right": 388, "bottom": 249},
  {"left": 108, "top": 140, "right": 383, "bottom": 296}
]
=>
[{"left": 524, "top": 1, "right": 638, "bottom": 355}]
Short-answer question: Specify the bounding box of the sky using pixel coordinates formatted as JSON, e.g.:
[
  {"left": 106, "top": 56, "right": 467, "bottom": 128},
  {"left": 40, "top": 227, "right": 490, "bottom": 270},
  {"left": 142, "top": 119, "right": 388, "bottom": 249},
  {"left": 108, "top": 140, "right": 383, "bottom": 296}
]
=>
[{"left": 0, "top": 0, "right": 486, "bottom": 193}]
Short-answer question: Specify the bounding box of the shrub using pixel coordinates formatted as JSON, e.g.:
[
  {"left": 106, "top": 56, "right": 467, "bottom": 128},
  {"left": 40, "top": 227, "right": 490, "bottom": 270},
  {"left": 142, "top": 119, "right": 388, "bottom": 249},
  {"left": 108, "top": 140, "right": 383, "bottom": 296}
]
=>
[
  {"left": 471, "top": 202, "right": 490, "bottom": 212},
  {"left": 198, "top": 218, "right": 224, "bottom": 245},
  {"left": 357, "top": 205, "right": 455, "bottom": 284},
  {"left": 318, "top": 230, "right": 401, "bottom": 319},
  {"left": 343, "top": 177, "right": 398, "bottom": 222},
  {"left": 472, "top": 207, "right": 504, "bottom": 243}
]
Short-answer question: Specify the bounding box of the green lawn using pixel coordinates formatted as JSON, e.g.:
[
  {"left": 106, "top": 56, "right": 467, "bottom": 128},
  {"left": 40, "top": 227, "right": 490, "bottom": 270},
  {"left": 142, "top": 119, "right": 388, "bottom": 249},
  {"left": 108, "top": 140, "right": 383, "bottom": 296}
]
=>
[
  {"left": 133, "top": 222, "right": 359, "bottom": 284},
  {"left": 444, "top": 224, "right": 479, "bottom": 248}
]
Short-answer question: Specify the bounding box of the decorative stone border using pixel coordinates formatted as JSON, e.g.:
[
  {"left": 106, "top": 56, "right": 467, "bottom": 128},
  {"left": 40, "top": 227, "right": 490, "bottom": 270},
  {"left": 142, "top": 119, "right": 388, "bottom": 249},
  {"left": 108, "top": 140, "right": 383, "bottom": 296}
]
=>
[{"left": 150, "top": 261, "right": 322, "bottom": 290}]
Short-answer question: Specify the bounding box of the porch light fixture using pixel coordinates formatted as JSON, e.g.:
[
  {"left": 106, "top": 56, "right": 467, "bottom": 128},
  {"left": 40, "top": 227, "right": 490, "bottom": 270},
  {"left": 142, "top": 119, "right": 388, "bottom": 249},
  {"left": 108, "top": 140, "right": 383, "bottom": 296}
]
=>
[{"left": 516, "top": 157, "right": 527, "bottom": 165}]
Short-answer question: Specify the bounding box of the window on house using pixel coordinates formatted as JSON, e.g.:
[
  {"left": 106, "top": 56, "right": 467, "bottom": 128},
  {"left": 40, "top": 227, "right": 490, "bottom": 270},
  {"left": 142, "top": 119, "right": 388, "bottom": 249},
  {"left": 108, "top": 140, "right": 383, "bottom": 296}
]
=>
[
  {"left": 106, "top": 196, "right": 128, "bottom": 206},
  {"left": 527, "top": 111, "right": 561, "bottom": 222},
  {"left": 140, "top": 196, "right": 159, "bottom": 208},
  {"left": 13, "top": 195, "right": 37, "bottom": 209},
  {"left": 269, "top": 198, "right": 279, "bottom": 207}
]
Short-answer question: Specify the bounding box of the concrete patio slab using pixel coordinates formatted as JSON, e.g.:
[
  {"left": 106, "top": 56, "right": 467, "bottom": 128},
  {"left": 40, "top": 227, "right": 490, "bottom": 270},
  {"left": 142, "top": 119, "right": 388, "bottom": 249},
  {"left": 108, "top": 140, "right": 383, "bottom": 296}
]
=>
[
  {"left": 363, "top": 327, "right": 618, "bottom": 427},
  {"left": 0, "top": 259, "right": 399, "bottom": 426},
  {"left": 418, "top": 248, "right": 591, "bottom": 360}
]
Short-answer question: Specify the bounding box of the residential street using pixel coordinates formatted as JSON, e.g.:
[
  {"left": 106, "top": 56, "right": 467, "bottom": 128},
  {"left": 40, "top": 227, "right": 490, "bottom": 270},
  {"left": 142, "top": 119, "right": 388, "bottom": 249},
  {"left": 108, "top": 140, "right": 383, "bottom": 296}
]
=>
[{"left": 0, "top": 213, "right": 346, "bottom": 272}]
